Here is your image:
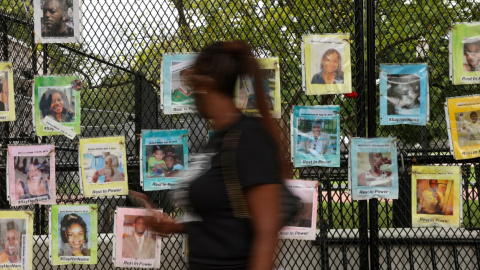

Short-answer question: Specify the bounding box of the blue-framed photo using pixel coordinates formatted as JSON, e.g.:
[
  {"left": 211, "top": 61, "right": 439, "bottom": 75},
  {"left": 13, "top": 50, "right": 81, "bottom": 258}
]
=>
[
  {"left": 141, "top": 130, "right": 188, "bottom": 191},
  {"left": 379, "top": 64, "right": 429, "bottom": 125},
  {"left": 161, "top": 53, "right": 198, "bottom": 114},
  {"left": 349, "top": 138, "right": 398, "bottom": 200},
  {"left": 291, "top": 105, "right": 340, "bottom": 167}
]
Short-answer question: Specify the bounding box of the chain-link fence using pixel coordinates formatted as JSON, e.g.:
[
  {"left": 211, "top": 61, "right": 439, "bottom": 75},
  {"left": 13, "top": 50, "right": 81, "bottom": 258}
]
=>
[{"left": 1, "top": 0, "right": 480, "bottom": 269}]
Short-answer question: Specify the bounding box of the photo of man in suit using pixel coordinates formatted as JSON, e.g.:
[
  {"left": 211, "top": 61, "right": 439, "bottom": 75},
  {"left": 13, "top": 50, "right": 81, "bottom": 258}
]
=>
[{"left": 122, "top": 216, "right": 156, "bottom": 259}]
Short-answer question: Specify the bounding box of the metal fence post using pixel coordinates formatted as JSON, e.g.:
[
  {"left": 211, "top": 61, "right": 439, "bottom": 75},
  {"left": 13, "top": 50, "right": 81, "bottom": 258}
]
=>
[{"left": 367, "top": 0, "right": 379, "bottom": 269}]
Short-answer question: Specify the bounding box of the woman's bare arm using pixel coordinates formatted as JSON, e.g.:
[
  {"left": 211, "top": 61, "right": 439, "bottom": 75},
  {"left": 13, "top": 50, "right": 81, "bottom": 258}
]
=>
[{"left": 246, "top": 183, "right": 281, "bottom": 270}]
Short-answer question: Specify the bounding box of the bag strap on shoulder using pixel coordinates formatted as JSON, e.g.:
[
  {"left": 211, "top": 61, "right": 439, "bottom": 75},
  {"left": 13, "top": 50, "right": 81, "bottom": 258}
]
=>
[{"left": 221, "top": 129, "right": 250, "bottom": 219}]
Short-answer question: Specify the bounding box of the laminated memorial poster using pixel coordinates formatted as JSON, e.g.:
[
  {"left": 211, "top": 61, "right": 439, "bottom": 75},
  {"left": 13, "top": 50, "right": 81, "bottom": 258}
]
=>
[
  {"left": 349, "top": 138, "right": 398, "bottom": 200},
  {"left": 0, "top": 62, "right": 15, "bottom": 121},
  {"left": 33, "top": 0, "right": 82, "bottom": 43},
  {"left": 0, "top": 211, "right": 34, "bottom": 270},
  {"left": 161, "top": 53, "right": 198, "bottom": 114},
  {"left": 49, "top": 204, "right": 98, "bottom": 265},
  {"left": 113, "top": 207, "right": 162, "bottom": 268},
  {"left": 7, "top": 145, "right": 56, "bottom": 206},
  {"left": 449, "top": 22, "right": 480, "bottom": 85},
  {"left": 33, "top": 76, "right": 81, "bottom": 137},
  {"left": 79, "top": 136, "right": 129, "bottom": 197},
  {"left": 279, "top": 180, "right": 318, "bottom": 240},
  {"left": 302, "top": 34, "right": 352, "bottom": 95},
  {"left": 379, "top": 64, "right": 429, "bottom": 125},
  {"left": 445, "top": 95, "right": 480, "bottom": 160},
  {"left": 235, "top": 57, "right": 281, "bottom": 118},
  {"left": 291, "top": 105, "right": 340, "bottom": 167},
  {"left": 141, "top": 129, "right": 188, "bottom": 191},
  {"left": 411, "top": 166, "right": 461, "bottom": 227}
]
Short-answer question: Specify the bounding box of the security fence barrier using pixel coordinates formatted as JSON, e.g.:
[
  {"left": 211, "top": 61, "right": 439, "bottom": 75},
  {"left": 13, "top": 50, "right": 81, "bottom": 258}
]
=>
[{"left": 1, "top": 0, "right": 480, "bottom": 269}]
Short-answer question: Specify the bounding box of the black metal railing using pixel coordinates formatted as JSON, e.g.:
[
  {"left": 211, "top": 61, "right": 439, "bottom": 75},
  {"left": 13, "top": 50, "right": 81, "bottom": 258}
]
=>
[{"left": 1, "top": 0, "right": 480, "bottom": 269}]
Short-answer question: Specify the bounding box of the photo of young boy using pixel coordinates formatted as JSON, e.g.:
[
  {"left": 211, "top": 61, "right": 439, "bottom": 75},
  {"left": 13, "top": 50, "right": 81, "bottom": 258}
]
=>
[
  {"left": 145, "top": 145, "right": 184, "bottom": 178},
  {"left": 141, "top": 130, "right": 188, "bottom": 191},
  {"left": 146, "top": 146, "right": 167, "bottom": 177}
]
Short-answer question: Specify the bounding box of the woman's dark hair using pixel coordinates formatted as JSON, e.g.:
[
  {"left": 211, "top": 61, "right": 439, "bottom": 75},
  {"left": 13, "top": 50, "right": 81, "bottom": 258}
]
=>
[
  {"left": 320, "top": 48, "right": 342, "bottom": 75},
  {"left": 39, "top": 88, "right": 71, "bottom": 118},
  {"left": 193, "top": 40, "right": 288, "bottom": 178},
  {"left": 59, "top": 213, "right": 88, "bottom": 244}
]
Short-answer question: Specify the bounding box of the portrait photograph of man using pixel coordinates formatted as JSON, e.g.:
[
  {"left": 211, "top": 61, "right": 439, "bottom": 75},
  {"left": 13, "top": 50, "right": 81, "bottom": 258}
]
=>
[
  {"left": 0, "top": 220, "right": 25, "bottom": 265},
  {"left": 122, "top": 215, "right": 156, "bottom": 259},
  {"left": 450, "top": 23, "right": 480, "bottom": 85},
  {"left": 416, "top": 179, "right": 453, "bottom": 216},
  {"left": 463, "top": 37, "right": 480, "bottom": 72},
  {"left": 296, "top": 119, "right": 337, "bottom": 156},
  {"left": 34, "top": 0, "right": 81, "bottom": 43},
  {"left": 386, "top": 74, "right": 421, "bottom": 116},
  {"left": 411, "top": 166, "right": 460, "bottom": 227},
  {"left": 357, "top": 152, "right": 393, "bottom": 187},
  {"left": 455, "top": 110, "right": 480, "bottom": 147}
]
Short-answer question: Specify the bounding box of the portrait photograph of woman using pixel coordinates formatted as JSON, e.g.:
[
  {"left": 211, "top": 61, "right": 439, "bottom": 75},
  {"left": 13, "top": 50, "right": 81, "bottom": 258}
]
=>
[
  {"left": 34, "top": 76, "right": 81, "bottom": 136},
  {"left": 8, "top": 145, "right": 56, "bottom": 206},
  {"left": 303, "top": 34, "right": 352, "bottom": 95},
  {"left": 50, "top": 204, "right": 97, "bottom": 265},
  {"left": 0, "top": 71, "right": 10, "bottom": 112},
  {"left": 39, "top": 87, "right": 75, "bottom": 123},
  {"left": 310, "top": 48, "right": 344, "bottom": 85},
  {"left": 58, "top": 213, "right": 91, "bottom": 257},
  {"left": 0, "top": 62, "right": 15, "bottom": 122},
  {"left": 14, "top": 156, "right": 51, "bottom": 199}
]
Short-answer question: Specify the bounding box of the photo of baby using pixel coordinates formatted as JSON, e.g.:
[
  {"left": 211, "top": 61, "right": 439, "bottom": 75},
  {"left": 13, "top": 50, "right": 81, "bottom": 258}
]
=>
[{"left": 83, "top": 152, "right": 125, "bottom": 183}]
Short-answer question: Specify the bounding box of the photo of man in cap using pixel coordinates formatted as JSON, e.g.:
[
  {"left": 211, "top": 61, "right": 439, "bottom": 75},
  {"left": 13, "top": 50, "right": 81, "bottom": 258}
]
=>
[{"left": 163, "top": 149, "right": 184, "bottom": 178}]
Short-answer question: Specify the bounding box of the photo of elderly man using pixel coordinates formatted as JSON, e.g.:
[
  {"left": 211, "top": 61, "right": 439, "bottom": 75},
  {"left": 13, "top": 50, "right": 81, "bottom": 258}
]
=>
[{"left": 41, "top": 0, "right": 74, "bottom": 37}]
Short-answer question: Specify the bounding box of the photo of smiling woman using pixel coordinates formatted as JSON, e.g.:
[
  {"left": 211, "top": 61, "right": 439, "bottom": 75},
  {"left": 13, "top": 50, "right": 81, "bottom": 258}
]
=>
[
  {"left": 58, "top": 213, "right": 90, "bottom": 257},
  {"left": 39, "top": 88, "right": 74, "bottom": 123},
  {"left": 311, "top": 48, "right": 344, "bottom": 84}
]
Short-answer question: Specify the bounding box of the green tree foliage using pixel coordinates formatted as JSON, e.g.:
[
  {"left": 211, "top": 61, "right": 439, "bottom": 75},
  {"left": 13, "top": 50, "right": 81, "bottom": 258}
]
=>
[{"left": 4, "top": 0, "right": 480, "bottom": 146}]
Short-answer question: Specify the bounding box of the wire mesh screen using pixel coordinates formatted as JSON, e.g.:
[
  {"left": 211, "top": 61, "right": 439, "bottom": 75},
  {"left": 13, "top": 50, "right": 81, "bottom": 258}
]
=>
[{"left": 0, "top": 0, "right": 479, "bottom": 269}]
